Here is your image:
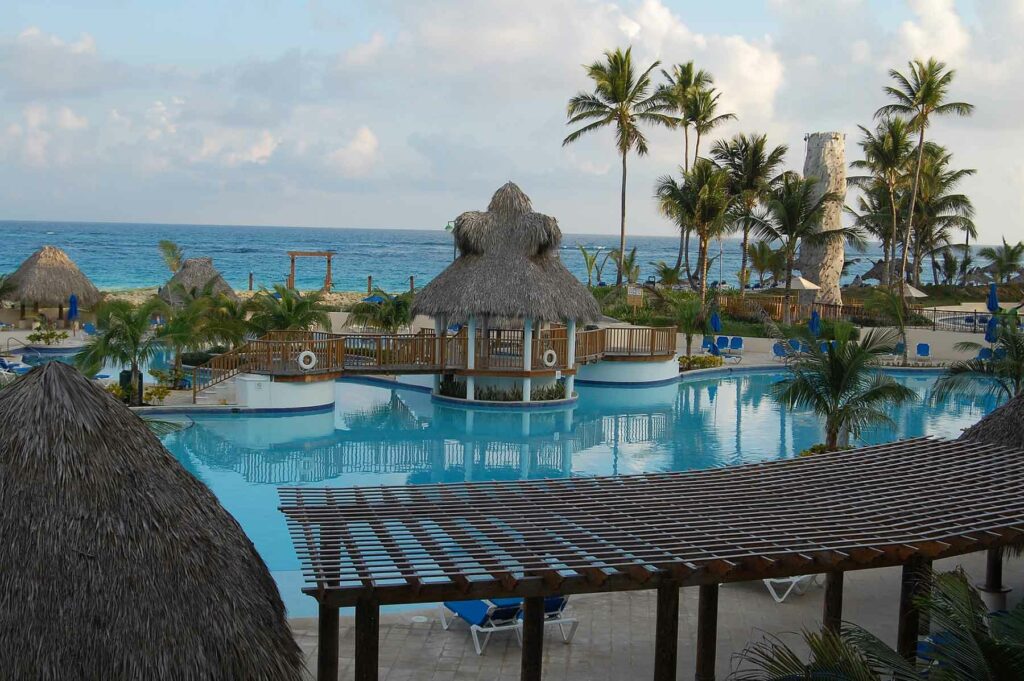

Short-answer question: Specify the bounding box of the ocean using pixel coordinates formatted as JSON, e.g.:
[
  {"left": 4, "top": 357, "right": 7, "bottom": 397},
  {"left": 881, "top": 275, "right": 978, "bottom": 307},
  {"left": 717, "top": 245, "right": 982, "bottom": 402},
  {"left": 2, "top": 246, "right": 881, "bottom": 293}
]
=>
[{"left": 0, "top": 220, "right": 895, "bottom": 292}]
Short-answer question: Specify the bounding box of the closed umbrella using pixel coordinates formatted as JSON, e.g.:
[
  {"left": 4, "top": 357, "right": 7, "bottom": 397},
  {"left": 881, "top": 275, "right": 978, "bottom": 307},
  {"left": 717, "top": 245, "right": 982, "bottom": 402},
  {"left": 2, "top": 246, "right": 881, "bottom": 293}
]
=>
[
  {"left": 985, "top": 317, "right": 999, "bottom": 344},
  {"left": 808, "top": 310, "right": 821, "bottom": 337},
  {"left": 67, "top": 294, "right": 79, "bottom": 322},
  {"left": 987, "top": 283, "right": 1000, "bottom": 314},
  {"left": 710, "top": 311, "right": 722, "bottom": 333}
]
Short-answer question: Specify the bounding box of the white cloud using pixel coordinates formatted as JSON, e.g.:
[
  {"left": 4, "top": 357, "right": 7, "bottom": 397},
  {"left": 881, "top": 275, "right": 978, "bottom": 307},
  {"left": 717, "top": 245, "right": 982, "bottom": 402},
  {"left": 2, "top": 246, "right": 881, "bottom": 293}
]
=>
[
  {"left": 898, "top": 0, "right": 970, "bottom": 63},
  {"left": 56, "top": 106, "right": 88, "bottom": 130},
  {"left": 344, "top": 33, "right": 386, "bottom": 66},
  {"left": 326, "top": 126, "right": 379, "bottom": 177}
]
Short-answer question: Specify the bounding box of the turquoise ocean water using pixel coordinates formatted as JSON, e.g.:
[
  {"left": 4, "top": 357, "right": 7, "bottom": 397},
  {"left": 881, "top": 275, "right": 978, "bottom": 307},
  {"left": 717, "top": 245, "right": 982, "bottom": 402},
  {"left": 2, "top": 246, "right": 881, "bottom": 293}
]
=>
[{"left": 0, "top": 220, "right": 899, "bottom": 292}]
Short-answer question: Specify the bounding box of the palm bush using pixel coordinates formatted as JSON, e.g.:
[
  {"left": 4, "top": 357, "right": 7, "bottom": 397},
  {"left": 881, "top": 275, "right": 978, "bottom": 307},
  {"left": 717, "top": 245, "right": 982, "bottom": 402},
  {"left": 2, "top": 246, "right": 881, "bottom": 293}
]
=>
[
  {"left": 979, "top": 239, "right": 1024, "bottom": 284},
  {"left": 864, "top": 289, "right": 909, "bottom": 365},
  {"left": 668, "top": 293, "right": 708, "bottom": 356},
  {"left": 247, "top": 285, "right": 331, "bottom": 335},
  {"left": 771, "top": 327, "right": 916, "bottom": 450},
  {"left": 347, "top": 289, "right": 413, "bottom": 333},
  {"left": 206, "top": 294, "right": 250, "bottom": 349},
  {"left": 933, "top": 323, "right": 1024, "bottom": 400},
  {"left": 157, "top": 296, "right": 213, "bottom": 383}
]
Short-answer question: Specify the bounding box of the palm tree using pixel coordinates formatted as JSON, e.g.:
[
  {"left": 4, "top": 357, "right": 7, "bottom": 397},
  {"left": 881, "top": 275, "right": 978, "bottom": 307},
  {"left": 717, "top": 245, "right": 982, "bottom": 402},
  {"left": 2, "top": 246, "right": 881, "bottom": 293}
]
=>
[
  {"left": 933, "top": 324, "right": 1024, "bottom": 400},
  {"left": 711, "top": 133, "right": 787, "bottom": 297},
  {"left": 206, "top": 294, "right": 249, "bottom": 349},
  {"left": 864, "top": 288, "right": 909, "bottom": 365},
  {"left": 75, "top": 299, "right": 166, "bottom": 406},
  {"left": 578, "top": 245, "right": 598, "bottom": 286},
  {"left": 649, "top": 261, "right": 682, "bottom": 288},
  {"left": 609, "top": 247, "right": 640, "bottom": 284},
  {"left": 247, "top": 285, "right": 331, "bottom": 335},
  {"left": 347, "top": 289, "right": 413, "bottom": 333},
  {"left": 669, "top": 294, "right": 707, "bottom": 356},
  {"left": 685, "top": 87, "right": 735, "bottom": 166},
  {"left": 755, "top": 173, "right": 862, "bottom": 324},
  {"left": 158, "top": 240, "right": 184, "bottom": 273},
  {"left": 876, "top": 58, "right": 974, "bottom": 291},
  {"left": 940, "top": 248, "right": 960, "bottom": 285},
  {"left": 564, "top": 47, "right": 673, "bottom": 286},
  {"left": 979, "top": 238, "right": 1024, "bottom": 284},
  {"left": 157, "top": 296, "right": 212, "bottom": 385},
  {"left": 849, "top": 118, "right": 914, "bottom": 285},
  {"left": 655, "top": 160, "right": 734, "bottom": 306},
  {"left": 659, "top": 61, "right": 712, "bottom": 172},
  {"left": 771, "top": 327, "right": 917, "bottom": 450},
  {"left": 746, "top": 240, "right": 783, "bottom": 288}
]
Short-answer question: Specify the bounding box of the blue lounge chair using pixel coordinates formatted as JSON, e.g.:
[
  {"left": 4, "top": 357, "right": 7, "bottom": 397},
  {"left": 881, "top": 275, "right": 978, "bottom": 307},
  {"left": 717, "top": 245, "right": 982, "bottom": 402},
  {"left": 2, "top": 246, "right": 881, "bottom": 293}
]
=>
[
  {"left": 709, "top": 342, "right": 741, "bottom": 365},
  {"left": 788, "top": 339, "right": 801, "bottom": 353},
  {"left": 440, "top": 599, "right": 524, "bottom": 654},
  {"left": 977, "top": 347, "right": 993, "bottom": 360},
  {"left": 894, "top": 342, "right": 905, "bottom": 356},
  {"left": 83, "top": 323, "right": 97, "bottom": 336},
  {"left": 772, "top": 342, "right": 787, "bottom": 361},
  {"left": 701, "top": 336, "right": 713, "bottom": 352},
  {"left": 716, "top": 336, "right": 729, "bottom": 351},
  {"left": 818, "top": 341, "right": 830, "bottom": 353},
  {"left": 916, "top": 343, "right": 930, "bottom": 359},
  {"left": 727, "top": 337, "right": 744, "bottom": 355},
  {"left": 994, "top": 348, "right": 1007, "bottom": 360},
  {"left": 798, "top": 342, "right": 811, "bottom": 354},
  {"left": 507, "top": 596, "right": 579, "bottom": 645}
]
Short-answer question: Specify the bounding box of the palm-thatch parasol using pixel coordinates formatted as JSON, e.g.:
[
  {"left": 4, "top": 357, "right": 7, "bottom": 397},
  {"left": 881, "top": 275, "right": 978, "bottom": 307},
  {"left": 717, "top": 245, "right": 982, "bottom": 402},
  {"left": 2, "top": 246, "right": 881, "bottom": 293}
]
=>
[
  {"left": 158, "top": 257, "right": 238, "bottom": 306},
  {"left": 7, "top": 245, "right": 101, "bottom": 309},
  {"left": 0, "top": 362, "right": 302, "bottom": 680},
  {"left": 959, "top": 391, "right": 1024, "bottom": 451},
  {"left": 413, "top": 182, "right": 600, "bottom": 324},
  {"left": 861, "top": 259, "right": 888, "bottom": 283}
]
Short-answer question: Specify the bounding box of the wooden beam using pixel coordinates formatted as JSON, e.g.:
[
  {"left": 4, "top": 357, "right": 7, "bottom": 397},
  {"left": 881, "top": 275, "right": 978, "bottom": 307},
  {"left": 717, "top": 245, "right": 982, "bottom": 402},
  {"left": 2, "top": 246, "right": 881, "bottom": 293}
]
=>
[
  {"left": 316, "top": 602, "right": 340, "bottom": 681},
  {"left": 695, "top": 584, "right": 718, "bottom": 681},
  {"left": 521, "top": 596, "right": 544, "bottom": 681},
  {"left": 822, "top": 571, "right": 843, "bottom": 633},
  {"left": 654, "top": 583, "right": 680, "bottom": 681},
  {"left": 897, "top": 558, "right": 928, "bottom": 660},
  {"left": 985, "top": 547, "right": 1003, "bottom": 592},
  {"left": 354, "top": 596, "right": 379, "bottom": 681}
]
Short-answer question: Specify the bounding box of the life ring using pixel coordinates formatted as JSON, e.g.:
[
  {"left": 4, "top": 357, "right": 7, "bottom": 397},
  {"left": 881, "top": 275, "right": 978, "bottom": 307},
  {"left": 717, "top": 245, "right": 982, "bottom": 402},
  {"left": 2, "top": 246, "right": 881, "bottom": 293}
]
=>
[
  {"left": 542, "top": 349, "right": 558, "bottom": 368},
  {"left": 297, "top": 350, "right": 318, "bottom": 371}
]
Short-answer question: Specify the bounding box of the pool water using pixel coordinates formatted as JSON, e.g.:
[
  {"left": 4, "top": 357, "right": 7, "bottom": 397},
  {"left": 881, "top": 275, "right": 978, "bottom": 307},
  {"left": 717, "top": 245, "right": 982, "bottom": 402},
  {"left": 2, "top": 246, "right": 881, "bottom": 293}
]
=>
[
  {"left": 157, "top": 370, "right": 999, "bottom": 616},
  {"left": 19, "top": 347, "right": 173, "bottom": 382}
]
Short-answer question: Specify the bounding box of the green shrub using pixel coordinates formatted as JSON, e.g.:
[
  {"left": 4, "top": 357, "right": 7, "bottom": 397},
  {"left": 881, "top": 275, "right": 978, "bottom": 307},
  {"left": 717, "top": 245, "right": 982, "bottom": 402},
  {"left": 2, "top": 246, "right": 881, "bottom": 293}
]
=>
[
  {"left": 798, "top": 443, "right": 854, "bottom": 457},
  {"left": 143, "top": 384, "right": 171, "bottom": 405},
  {"left": 679, "top": 355, "right": 724, "bottom": 371},
  {"left": 438, "top": 378, "right": 566, "bottom": 401},
  {"left": 180, "top": 351, "right": 216, "bottom": 366},
  {"left": 27, "top": 328, "right": 69, "bottom": 346}
]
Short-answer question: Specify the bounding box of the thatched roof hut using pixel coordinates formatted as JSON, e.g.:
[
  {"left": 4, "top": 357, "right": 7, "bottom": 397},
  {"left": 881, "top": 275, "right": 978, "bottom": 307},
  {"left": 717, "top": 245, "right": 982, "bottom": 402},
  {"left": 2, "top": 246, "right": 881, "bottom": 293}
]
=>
[
  {"left": 862, "top": 259, "right": 887, "bottom": 283},
  {"left": 959, "top": 392, "right": 1024, "bottom": 451},
  {"left": 7, "top": 245, "right": 101, "bottom": 307},
  {"left": 158, "top": 257, "right": 238, "bottom": 306},
  {"left": 413, "top": 182, "right": 600, "bottom": 324},
  {"left": 0, "top": 362, "right": 302, "bottom": 680}
]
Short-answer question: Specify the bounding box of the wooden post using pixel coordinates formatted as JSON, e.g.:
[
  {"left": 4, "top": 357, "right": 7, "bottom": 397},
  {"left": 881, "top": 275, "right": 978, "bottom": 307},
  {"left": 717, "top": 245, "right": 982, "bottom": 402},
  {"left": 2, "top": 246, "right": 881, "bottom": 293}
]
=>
[
  {"left": 354, "top": 596, "right": 379, "bottom": 681},
  {"left": 695, "top": 584, "right": 719, "bottom": 681},
  {"left": 897, "top": 558, "right": 928, "bottom": 660},
  {"left": 985, "top": 547, "right": 1004, "bottom": 592},
  {"left": 367, "top": 275, "right": 372, "bottom": 294},
  {"left": 520, "top": 596, "right": 544, "bottom": 681},
  {"left": 317, "top": 601, "right": 340, "bottom": 681},
  {"left": 288, "top": 255, "right": 296, "bottom": 289},
  {"left": 409, "top": 275, "right": 415, "bottom": 293},
  {"left": 823, "top": 571, "right": 844, "bottom": 633},
  {"left": 654, "top": 583, "right": 680, "bottom": 681},
  {"left": 248, "top": 271, "right": 254, "bottom": 291},
  {"left": 324, "top": 255, "right": 333, "bottom": 292}
]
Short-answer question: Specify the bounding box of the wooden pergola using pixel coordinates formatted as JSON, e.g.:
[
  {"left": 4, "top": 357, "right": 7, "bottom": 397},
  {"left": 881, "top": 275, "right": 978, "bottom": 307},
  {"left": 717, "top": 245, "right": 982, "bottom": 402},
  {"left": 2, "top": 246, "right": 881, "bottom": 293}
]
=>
[
  {"left": 279, "top": 437, "right": 1024, "bottom": 681},
  {"left": 287, "top": 251, "right": 336, "bottom": 292}
]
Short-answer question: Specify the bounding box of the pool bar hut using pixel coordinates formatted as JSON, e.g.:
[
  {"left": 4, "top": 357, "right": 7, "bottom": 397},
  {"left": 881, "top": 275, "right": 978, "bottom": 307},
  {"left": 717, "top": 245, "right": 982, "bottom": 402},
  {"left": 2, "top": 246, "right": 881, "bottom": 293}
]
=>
[
  {"left": 412, "top": 182, "right": 601, "bottom": 402},
  {"left": 6, "top": 245, "right": 101, "bottom": 320},
  {"left": 158, "top": 256, "right": 238, "bottom": 306}
]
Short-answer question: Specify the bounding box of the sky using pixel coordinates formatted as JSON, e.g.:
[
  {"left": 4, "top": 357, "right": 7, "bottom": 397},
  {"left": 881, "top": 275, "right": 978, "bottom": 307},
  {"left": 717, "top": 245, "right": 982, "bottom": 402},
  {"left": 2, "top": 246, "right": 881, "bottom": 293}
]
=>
[{"left": 0, "top": 0, "right": 1017, "bottom": 243}]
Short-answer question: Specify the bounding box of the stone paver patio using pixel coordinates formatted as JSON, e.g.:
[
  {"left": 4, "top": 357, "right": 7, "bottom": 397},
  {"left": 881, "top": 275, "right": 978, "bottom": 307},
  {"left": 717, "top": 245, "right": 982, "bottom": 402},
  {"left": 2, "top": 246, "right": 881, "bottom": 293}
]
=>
[{"left": 291, "top": 551, "right": 1021, "bottom": 680}]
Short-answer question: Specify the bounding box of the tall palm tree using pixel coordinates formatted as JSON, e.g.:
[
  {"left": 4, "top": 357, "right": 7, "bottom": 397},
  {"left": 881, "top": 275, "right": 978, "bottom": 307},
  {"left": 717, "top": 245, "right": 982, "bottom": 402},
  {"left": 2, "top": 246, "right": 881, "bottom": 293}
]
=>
[
  {"left": 849, "top": 118, "right": 914, "bottom": 285},
  {"left": 685, "top": 87, "right": 735, "bottom": 166},
  {"left": 157, "top": 295, "right": 213, "bottom": 385},
  {"left": 979, "top": 238, "right": 1024, "bottom": 284},
  {"left": 564, "top": 46, "right": 672, "bottom": 285},
  {"left": 747, "top": 240, "right": 783, "bottom": 288},
  {"left": 659, "top": 61, "right": 712, "bottom": 172},
  {"left": 206, "top": 293, "right": 250, "bottom": 349},
  {"left": 933, "top": 324, "right": 1024, "bottom": 400},
  {"left": 158, "top": 240, "right": 184, "bottom": 273},
  {"left": 578, "top": 245, "right": 598, "bottom": 287},
  {"left": 668, "top": 293, "right": 707, "bottom": 356},
  {"left": 876, "top": 58, "right": 974, "bottom": 290},
  {"left": 771, "top": 327, "right": 917, "bottom": 450},
  {"left": 755, "top": 173, "right": 862, "bottom": 324},
  {"left": 247, "top": 285, "right": 331, "bottom": 335},
  {"left": 864, "top": 288, "right": 909, "bottom": 365},
  {"left": 655, "top": 160, "right": 734, "bottom": 305},
  {"left": 75, "top": 298, "right": 166, "bottom": 406},
  {"left": 711, "top": 133, "right": 787, "bottom": 297},
  {"left": 347, "top": 289, "right": 413, "bottom": 333}
]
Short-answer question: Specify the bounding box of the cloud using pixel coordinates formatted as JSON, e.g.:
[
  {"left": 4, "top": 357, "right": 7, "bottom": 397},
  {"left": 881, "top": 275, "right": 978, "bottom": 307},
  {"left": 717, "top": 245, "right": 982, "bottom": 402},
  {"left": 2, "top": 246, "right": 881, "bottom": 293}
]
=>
[
  {"left": 56, "top": 106, "right": 88, "bottom": 130},
  {"left": 0, "top": 27, "right": 134, "bottom": 99},
  {"left": 898, "top": 0, "right": 970, "bottom": 63},
  {"left": 326, "top": 126, "right": 379, "bottom": 177}
]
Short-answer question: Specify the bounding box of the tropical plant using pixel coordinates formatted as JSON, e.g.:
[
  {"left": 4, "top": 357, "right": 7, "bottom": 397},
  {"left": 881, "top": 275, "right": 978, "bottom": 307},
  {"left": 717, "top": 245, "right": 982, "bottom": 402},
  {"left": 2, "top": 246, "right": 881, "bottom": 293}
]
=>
[
  {"left": 247, "top": 285, "right": 331, "bottom": 335},
  {"left": 609, "top": 247, "right": 640, "bottom": 284},
  {"left": 75, "top": 299, "right": 166, "bottom": 406},
  {"left": 206, "top": 294, "right": 249, "bottom": 349},
  {"left": 669, "top": 294, "right": 707, "bottom": 356},
  {"left": 940, "top": 248, "right": 960, "bottom": 285},
  {"left": 711, "top": 133, "right": 787, "bottom": 296},
  {"left": 746, "top": 240, "right": 783, "bottom": 287},
  {"left": 771, "top": 327, "right": 916, "bottom": 450},
  {"left": 686, "top": 87, "right": 735, "bottom": 165},
  {"left": 595, "top": 249, "right": 613, "bottom": 285},
  {"left": 157, "top": 296, "right": 212, "bottom": 383},
  {"left": 979, "top": 239, "right": 1024, "bottom": 284},
  {"left": 864, "top": 288, "right": 909, "bottom": 365},
  {"left": 933, "top": 323, "right": 1024, "bottom": 400},
  {"left": 564, "top": 46, "right": 673, "bottom": 285},
  {"left": 755, "top": 173, "right": 863, "bottom": 324},
  {"left": 849, "top": 118, "right": 914, "bottom": 285},
  {"left": 347, "top": 289, "right": 413, "bottom": 333},
  {"left": 659, "top": 61, "right": 713, "bottom": 172},
  {"left": 649, "top": 261, "right": 682, "bottom": 288},
  {"left": 158, "top": 240, "right": 184, "bottom": 273},
  {"left": 578, "top": 245, "right": 598, "bottom": 287},
  {"left": 876, "top": 58, "right": 974, "bottom": 291},
  {"left": 655, "top": 159, "right": 734, "bottom": 305}
]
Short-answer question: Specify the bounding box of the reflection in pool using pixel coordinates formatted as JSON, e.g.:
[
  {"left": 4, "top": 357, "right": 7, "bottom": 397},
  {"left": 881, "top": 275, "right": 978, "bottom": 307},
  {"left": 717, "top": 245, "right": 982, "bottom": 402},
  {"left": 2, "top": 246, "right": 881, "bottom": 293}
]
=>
[{"left": 158, "top": 370, "right": 999, "bottom": 616}]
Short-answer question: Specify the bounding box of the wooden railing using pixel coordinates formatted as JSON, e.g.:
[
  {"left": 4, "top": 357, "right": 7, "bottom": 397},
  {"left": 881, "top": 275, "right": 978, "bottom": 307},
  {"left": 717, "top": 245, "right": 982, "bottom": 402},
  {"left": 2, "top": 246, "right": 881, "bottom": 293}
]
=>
[{"left": 192, "top": 325, "right": 678, "bottom": 401}]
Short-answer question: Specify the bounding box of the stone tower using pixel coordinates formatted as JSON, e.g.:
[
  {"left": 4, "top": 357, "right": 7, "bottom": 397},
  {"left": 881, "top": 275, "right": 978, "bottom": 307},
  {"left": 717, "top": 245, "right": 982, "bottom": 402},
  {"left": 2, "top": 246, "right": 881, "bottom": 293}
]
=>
[{"left": 798, "top": 132, "right": 847, "bottom": 306}]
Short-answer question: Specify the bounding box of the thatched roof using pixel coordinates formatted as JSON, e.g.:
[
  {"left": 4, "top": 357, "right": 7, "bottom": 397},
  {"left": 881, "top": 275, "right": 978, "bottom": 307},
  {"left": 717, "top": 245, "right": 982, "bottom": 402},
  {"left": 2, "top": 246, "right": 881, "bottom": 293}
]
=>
[
  {"left": 158, "top": 257, "right": 238, "bottom": 306},
  {"left": 7, "top": 245, "right": 101, "bottom": 307},
  {"left": 862, "top": 259, "right": 888, "bottom": 282},
  {"left": 412, "top": 182, "right": 600, "bottom": 323},
  {"left": 0, "top": 362, "right": 302, "bottom": 680},
  {"left": 959, "top": 392, "right": 1024, "bottom": 451}
]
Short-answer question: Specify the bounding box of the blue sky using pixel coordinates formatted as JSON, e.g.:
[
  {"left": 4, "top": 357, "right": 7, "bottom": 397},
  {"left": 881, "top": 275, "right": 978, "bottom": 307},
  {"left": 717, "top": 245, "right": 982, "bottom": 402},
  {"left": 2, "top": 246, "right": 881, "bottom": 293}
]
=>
[{"left": 0, "top": 1, "right": 1016, "bottom": 243}]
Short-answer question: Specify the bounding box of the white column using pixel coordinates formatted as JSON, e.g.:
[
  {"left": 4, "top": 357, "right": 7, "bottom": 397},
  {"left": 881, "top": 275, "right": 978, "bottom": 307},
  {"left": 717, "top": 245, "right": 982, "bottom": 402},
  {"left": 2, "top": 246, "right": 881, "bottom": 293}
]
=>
[
  {"left": 433, "top": 317, "right": 444, "bottom": 392},
  {"left": 522, "top": 317, "right": 533, "bottom": 402},
  {"left": 565, "top": 318, "right": 577, "bottom": 398},
  {"left": 466, "top": 315, "right": 476, "bottom": 401}
]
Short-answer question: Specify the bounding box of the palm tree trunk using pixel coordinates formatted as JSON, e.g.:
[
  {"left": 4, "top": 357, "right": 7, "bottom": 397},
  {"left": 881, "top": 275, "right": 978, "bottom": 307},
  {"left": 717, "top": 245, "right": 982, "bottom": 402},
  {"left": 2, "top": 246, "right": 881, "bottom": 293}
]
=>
[
  {"left": 783, "top": 257, "right": 794, "bottom": 325},
  {"left": 130, "top": 361, "right": 142, "bottom": 407},
  {"left": 826, "top": 421, "right": 840, "bottom": 451},
  {"left": 738, "top": 206, "right": 753, "bottom": 299},
  {"left": 887, "top": 185, "right": 898, "bottom": 287},
  {"left": 961, "top": 232, "right": 971, "bottom": 287},
  {"left": 675, "top": 228, "right": 685, "bottom": 271},
  {"left": 899, "top": 127, "right": 927, "bottom": 297},
  {"left": 693, "top": 131, "right": 702, "bottom": 168},
  {"left": 683, "top": 126, "right": 690, "bottom": 173},
  {"left": 698, "top": 239, "right": 709, "bottom": 306},
  {"left": 683, "top": 229, "right": 694, "bottom": 286},
  {"left": 617, "top": 148, "right": 627, "bottom": 286}
]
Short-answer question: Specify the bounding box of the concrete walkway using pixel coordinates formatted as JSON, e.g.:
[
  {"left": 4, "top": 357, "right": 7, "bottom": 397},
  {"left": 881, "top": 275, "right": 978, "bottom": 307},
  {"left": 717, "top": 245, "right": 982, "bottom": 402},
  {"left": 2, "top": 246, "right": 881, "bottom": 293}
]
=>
[{"left": 291, "top": 551, "right": 1021, "bottom": 680}]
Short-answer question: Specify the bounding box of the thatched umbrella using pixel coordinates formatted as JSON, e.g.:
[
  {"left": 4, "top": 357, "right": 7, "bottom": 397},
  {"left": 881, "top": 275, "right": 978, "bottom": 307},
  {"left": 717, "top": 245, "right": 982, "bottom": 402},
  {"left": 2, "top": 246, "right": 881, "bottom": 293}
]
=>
[
  {"left": 158, "top": 257, "right": 238, "bottom": 306},
  {"left": 861, "top": 259, "right": 888, "bottom": 283},
  {"left": 0, "top": 362, "right": 302, "bottom": 680},
  {"left": 413, "top": 182, "right": 600, "bottom": 324},
  {"left": 959, "top": 392, "right": 1024, "bottom": 451},
  {"left": 7, "top": 245, "right": 101, "bottom": 317}
]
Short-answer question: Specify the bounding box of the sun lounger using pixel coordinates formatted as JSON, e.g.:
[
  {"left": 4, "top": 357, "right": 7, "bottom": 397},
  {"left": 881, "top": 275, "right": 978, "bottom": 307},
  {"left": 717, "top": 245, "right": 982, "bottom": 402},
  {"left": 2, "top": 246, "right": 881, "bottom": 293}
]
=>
[
  {"left": 726, "top": 337, "right": 744, "bottom": 355},
  {"left": 504, "top": 596, "right": 579, "bottom": 646},
  {"left": 977, "top": 348, "right": 993, "bottom": 360},
  {"left": 772, "top": 342, "right": 788, "bottom": 361},
  {"left": 83, "top": 323, "right": 98, "bottom": 336},
  {"left": 715, "top": 336, "right": 729, "bottom": 351},
  {"left": 763, "top": 574, "right": 822, "bottom": 603},
  {"left": 440, "top": 599, "right": 524, "bottom": 655},
  {"left": 708, "top": 342, "right": 741, "bottom": 364},
  {"left": 916, "top": 343, "right": 930, "bottom": 360}
]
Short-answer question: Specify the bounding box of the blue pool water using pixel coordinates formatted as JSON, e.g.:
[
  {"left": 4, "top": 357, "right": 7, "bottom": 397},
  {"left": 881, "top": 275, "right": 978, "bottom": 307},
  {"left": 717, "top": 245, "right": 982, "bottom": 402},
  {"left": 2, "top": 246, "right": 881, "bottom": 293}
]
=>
[
  {"left": 18, "top": 347, "right": 173, "bottom": 382},
  {"left": 156, "top": 369, "right": 999, "bottom": 617}
]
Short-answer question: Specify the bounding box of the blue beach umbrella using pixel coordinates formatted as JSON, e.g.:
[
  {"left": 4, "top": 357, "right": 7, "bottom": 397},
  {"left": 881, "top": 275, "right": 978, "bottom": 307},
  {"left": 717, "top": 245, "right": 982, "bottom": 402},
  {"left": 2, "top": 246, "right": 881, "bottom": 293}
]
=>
[
  {"left": 808, "top": 310, "right": 821, "bottom": 337},
  {"left": 985, "top": 317, "right": 999, "bottom": 344},
  {"left": 67, "top": 294, "right": 79, "bottom": 321},
  {"left": 710, "top": 312, "right": 722, "bottom": 333},
  {"left": 987, "top": 283, "right": 1000, "bottom": 314},
  {"left": 362, "top": 294, "right": 385, "bottom": 304}
]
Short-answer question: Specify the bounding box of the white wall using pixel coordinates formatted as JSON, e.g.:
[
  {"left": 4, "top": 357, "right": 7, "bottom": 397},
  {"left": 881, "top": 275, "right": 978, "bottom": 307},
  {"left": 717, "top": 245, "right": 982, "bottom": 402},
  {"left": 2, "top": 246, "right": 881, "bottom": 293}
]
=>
[
  {"left": 235, "top": 373, "right": 336, "bottom": 410},
  {"left": 576, "top": 357, "right": 679, "bottom": 385}
]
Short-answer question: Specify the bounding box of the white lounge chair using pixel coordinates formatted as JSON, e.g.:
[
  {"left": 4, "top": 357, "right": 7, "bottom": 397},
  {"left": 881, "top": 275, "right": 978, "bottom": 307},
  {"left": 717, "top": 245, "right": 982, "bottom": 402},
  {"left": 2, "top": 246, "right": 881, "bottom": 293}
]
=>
[{"left": 763, "top": 574, "right": 822, "bottom": 603}]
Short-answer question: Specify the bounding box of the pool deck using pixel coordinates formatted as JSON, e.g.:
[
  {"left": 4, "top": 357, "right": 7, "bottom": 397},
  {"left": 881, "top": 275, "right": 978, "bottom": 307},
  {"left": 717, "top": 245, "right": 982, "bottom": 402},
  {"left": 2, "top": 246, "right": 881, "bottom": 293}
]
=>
[{"left": 290, "top": 551, "right": 1021, "bottom": 680}]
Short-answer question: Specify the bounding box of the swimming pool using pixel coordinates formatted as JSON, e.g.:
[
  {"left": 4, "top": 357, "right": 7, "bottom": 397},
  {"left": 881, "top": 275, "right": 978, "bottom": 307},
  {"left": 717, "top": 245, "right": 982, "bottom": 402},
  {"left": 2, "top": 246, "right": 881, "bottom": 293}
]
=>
[
  {"left": 157, "top": 369, "right": 999, "bottom": 616},
  {"left": 18, "top": 346, "right": 173, "bottom": 382}
]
